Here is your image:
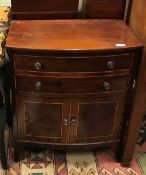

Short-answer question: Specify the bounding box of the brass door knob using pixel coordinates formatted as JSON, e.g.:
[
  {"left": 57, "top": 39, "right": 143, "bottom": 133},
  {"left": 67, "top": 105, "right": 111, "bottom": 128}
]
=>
[
  {"left": 71, "top": 118, "right": 77, "bottom": 126},
  {"left": 35, "top": 82, "right": 42, "bottom": 91},
  {"left": 103, "top": 81, "right": 111, "bottom": 90},
  {"left": 107, "top": 61, "right": 115, "bottom": 69},
  {"left": 64, "top": 118, "right": 69, "bottom": 126},
  {"left": 35, "top": 62, "right": 42, "bottom": 70}
]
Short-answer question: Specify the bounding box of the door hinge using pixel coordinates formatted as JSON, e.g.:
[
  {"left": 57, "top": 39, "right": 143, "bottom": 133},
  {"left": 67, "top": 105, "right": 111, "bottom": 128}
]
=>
[{"left": 133, "top": 79, "right": 136, "bottom": 88}]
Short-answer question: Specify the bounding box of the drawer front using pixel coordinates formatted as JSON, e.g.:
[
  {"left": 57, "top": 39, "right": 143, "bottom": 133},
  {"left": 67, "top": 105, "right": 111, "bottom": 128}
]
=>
[
  {"left": 15, "top": 74, "right": 130, "bottom": 94},
  {"left": 14, "top": 54, "right": 133, "bottom": 73}
]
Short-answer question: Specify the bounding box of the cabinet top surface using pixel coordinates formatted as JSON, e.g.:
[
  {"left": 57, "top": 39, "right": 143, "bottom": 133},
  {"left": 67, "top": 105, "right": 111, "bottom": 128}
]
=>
[{"left": 6, "top": 19, "right": 143, "bottom": 52}]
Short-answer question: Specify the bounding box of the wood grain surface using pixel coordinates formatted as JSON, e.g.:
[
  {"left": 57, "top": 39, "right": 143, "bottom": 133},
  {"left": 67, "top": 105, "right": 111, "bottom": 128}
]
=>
[{"left": 6, "top": 20, "right": 142, "bottom": 51}]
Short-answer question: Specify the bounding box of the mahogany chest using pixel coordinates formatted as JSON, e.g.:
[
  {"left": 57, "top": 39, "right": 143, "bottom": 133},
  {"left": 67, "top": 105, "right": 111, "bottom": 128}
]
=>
[{"left": 6, "top": 19, "right": 143, "bottom": 166}]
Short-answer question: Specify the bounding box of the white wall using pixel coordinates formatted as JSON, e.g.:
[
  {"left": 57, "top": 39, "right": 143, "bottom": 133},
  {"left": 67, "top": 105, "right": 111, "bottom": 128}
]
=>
[{"left": 0, "top": 0, "right": 11, "bottom": 6}]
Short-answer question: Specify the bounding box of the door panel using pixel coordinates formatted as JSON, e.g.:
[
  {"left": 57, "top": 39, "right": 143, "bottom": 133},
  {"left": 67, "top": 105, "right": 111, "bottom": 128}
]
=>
[
  {"left": 16, "top": 95, "right": 70, "bottom": 143},
  {"left": 70, "top": 95, "right": 125, "bottom": 143},
  {"left": 25, "top": 102, "right": 62, "bottom": 138},
  {"left": 78, "top": 102, "right": 117, "bottom": 137}
]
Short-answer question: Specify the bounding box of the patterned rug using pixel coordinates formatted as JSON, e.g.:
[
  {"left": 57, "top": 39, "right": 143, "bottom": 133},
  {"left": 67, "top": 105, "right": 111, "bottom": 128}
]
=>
[{"left": 0, "top": 143, "right": 146, "bottom": 175}]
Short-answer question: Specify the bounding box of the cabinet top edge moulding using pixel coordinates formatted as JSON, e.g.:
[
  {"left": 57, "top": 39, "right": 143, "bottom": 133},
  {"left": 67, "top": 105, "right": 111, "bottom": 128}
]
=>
[{"left": 6, "top": 19, "right": 143, "bottom": 52}]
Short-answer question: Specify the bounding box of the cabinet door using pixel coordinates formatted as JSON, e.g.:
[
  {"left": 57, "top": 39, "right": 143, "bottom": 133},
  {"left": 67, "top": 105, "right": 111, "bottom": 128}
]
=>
[
  {"left": 70, "top": 95, "right": 126, "bottom": 143},
  {"left": 15, "top": 95, "right": 70, "bottom": 143}
]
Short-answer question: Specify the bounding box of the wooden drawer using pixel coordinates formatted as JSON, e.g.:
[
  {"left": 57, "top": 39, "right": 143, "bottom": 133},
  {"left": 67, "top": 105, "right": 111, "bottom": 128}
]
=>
[
  {"left": 14, "top": 54, "right": 133, "bottom": 73},
  {"left": 15, "top": 74, "right": 130, "bottom": 94}
]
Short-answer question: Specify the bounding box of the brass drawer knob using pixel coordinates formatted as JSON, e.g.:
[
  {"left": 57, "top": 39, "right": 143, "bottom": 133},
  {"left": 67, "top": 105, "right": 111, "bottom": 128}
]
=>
[
  {"left": 35, "top": 82, "right": 42, "bottom": 91},
  {"left": 64, "top": 118, "right": 69, "bottom": 126},
  {"left": 107, "top": 61, "right": 115, "bottom": 69},
  {"left": 103, "top": 81, "right": 111, "bottom": 90},
  {"left": 35, "top": 62, "right": 42, "bottom": 70},
  {"left": 71, "top": 118, "right": 77, "bottom": 126}
]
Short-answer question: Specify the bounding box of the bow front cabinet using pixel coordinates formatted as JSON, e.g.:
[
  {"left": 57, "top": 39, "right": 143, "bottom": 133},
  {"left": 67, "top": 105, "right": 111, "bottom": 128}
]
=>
[{"left": 6, "top": 19, "right": 143, "bottom": 166}]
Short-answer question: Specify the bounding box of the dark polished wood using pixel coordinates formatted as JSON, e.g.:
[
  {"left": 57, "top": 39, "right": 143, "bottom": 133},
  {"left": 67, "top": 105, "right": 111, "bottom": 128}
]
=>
[
  {"left": 6, "top": 19, "right": 143, "bottom": 165},
  {"left": 83, "top": 0, "right": 126, "bottom": 19},
  {"left": 14, "top": 54, "right": 133, "bottom": 73},
  {"left": 12, "top": 0, "right": 79, "bottom": 12},
  {"left": 125, "top": 0, "right": 133, "bottom": 24},
  {"left": 15, "top": 74, "right": 130, "bottom": 94},
  {"left": 69, "top": 94, "right": 126, "bottom": 143},
  {"left": 11, "top": 0, "right": 79, "bottom": 19},
  {"left": 16, "top": 95, "right": 69, "bottom": 143},
  {"left": 0, "top": 104, "right": 9, "bottom": 169},
  {"left": 12, "top": 11, "right": 79, "bottom": 20},
  {"left": 120, "top": 49, "right": 144, "bottom": 166},
  {"left": 120, "top": 0, "right": 146, "bottom": 166},
  {"left": 6, "top": 20, "right": 142, "bottom": 51},
  {"left": 0, "top": 92, "right": 2, "bottom": 107},
  {"left": 11, "top": 0, "right": 130, "bottom": 20}
]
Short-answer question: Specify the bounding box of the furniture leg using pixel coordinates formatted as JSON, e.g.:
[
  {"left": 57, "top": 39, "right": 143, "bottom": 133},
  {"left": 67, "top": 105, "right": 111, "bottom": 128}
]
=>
[
  {"left": 3, "top": 57, "right": 12, "bottom": 127},
  {"left": 14, "top": 142, "right": 24, "bottom": 162},
  {"left": 0, "top": 105, "right": 8, "bottom": 170},
  {"left": 120, "top": 91, "right": 146, "bottom": 167}
]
